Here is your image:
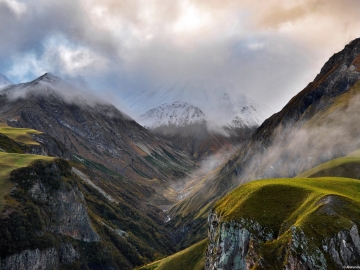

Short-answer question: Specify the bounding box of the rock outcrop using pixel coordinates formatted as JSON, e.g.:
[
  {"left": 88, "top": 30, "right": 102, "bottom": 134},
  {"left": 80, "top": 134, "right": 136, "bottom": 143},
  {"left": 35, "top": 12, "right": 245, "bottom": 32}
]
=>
[
  {"left": 0, "top": 244, "right": 79, "bottom": 270},
  {"left": 0, "top": 248, "right": 59, "bottom": 270},
  {"left": 205, "top": 212, "right": 272, "bottom": 270},
  {"left": 25, "top": 163, "right": 100, "bottom": 242},
  {"left": 205, "top": 211, "right": 360, "bottom": 269}
]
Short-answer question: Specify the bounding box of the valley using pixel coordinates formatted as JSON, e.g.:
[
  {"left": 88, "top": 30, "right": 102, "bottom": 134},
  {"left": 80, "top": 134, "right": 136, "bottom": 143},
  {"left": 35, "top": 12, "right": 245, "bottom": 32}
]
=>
[{"left": 1, "top": 36, "right": 360, "bottom": 270}]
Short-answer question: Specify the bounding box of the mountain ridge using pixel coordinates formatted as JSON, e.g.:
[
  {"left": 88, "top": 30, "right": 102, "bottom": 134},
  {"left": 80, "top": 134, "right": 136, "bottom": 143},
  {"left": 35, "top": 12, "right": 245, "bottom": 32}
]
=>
[
  {"left": 0, "top": 73, "right": 12, "bottom": 89},
  {"left": 166, "top": 36, "right": 360, "bottom": 251}
]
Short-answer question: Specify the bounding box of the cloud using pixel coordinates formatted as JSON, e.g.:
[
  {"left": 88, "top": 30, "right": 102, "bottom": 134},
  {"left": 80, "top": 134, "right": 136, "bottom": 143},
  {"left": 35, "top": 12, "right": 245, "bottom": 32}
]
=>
[
  {"left": 0, "top": 0, "right": 360, "bottom": 116},
  {"left": 232, "top": 82, "right": 360, "bottom": 185}
]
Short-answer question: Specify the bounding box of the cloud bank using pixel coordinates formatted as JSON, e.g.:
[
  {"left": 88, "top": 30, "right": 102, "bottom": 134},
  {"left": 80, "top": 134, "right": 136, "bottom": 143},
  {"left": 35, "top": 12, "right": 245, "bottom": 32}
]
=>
[{"left": 1, "top": 0, "right": 360, "bottom": 115}]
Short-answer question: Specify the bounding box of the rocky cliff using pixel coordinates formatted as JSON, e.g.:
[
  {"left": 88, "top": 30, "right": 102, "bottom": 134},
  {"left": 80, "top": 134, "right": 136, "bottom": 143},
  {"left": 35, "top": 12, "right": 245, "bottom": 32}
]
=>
[
  {"left": 205, "top": 177, "right": 360, "bottom": 269},
  {"left": 0, "top": 157, "right": 174, "bottom": 269},
  {"left": 0, "top": 245, "right": 79, "bottom": 270},
  {"left": 0, "top": 73, "right": 197, "bottom": 205}
]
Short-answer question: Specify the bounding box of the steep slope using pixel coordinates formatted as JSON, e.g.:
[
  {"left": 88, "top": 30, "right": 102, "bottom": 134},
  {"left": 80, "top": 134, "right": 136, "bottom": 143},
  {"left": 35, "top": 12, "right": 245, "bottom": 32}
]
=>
[
  {"left": 0, "top": 126, "right": 178, "bottom": 269},
  {"left": 0, "top": 159, "right": 176, "bottom": 269},
  {"left": 167, "top": 37, "right": 360, "bottom": 248},
  {"left": 0, "top": 73, "right": 12, "bottom": 89},
  {"left": 297, "top": 149, "right": 360, "bottom": 179},
  {"left": 229, "top": 37, "right": 360, "bottom": 180},
  {"left": 0, "top": 73, "right": 197, "bottom": 205},
  {"left": 0, "top": 125, "right": 55, "bottom": 210},
  {"left": 206, "top": 177, "right": 360, "bottom": 269},
  {"left": 138, "top": 239, "right": 207, "bottom": 270}
]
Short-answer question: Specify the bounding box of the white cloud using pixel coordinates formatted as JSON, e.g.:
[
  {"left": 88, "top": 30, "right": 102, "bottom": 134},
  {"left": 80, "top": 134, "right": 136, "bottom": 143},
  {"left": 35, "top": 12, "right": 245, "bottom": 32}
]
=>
[
  {"left": 1, "top": 0, "right": 360, "bottom": 114},
  {"left": 8, "top": 34, "right": 108, "bottom": 82},
  {"left": 3, "top": 0, "right": 27, "bottom": 16}
]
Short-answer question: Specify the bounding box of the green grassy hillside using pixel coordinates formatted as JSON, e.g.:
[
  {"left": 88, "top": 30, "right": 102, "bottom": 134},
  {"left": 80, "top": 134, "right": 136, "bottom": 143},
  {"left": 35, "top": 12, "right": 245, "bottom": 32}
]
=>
[
  {"left": 0, "top": 125, "right": 176, "bottom": 268},
  {"left": 297, "top": 149, "right": 360, "bottom": 179},
  {"left": 0, "top": 152, "right": 53, "bottom": 209},
  {"left": 0, "top": 124, "right": 53, "bottom": 209},
  {"left": 0, "top": 124, "right": 42, "bottom": 145},
  {"left": 137, "top": 239, "right": 207, "bottom": 270},
  {"left": 214, "top": 177, "right": 360, "bottom": 269}
]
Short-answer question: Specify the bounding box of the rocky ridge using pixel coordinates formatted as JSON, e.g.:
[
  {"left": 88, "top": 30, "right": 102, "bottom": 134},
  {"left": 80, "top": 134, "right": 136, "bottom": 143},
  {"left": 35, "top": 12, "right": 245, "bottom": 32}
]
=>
[
  {"left": 205, "top": 209, "right": 360, "bottom": 269},
  {"left": 204, "top": 175, "right": 360, "bottom": 269}
]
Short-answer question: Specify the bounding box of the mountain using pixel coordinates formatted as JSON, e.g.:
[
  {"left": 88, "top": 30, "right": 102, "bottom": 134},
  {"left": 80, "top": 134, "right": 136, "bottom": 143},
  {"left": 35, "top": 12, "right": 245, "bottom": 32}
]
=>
[
  {"left": 0, "top": 73, "right": 199, "bottom": 269},
  {"left": 0, "top": 73, "right": 196, "bottom": 197},
  {"left": 140, "top": 102, "right": 206, "bottom": 129},
  {"left": 126, "top": 81, "right": 270, "bottom": 159},
  {"left": 167, "top": 37, "right": 360, "bottom": 249},
  {"left": 0, "top": 73, "right": 12, "bottom": 89}
]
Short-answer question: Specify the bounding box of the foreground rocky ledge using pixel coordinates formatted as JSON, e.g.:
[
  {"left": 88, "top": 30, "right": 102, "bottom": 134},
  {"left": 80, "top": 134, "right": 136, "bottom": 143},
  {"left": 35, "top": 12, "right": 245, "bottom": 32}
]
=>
[{"left": 205, "top": 211, "right": 360, "bottom": 270}]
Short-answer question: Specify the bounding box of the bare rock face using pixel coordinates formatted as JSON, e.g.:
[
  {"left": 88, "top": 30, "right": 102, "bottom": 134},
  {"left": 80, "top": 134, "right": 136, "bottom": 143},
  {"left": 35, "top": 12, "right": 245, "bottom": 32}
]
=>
[
  {"left": 0, "top": 248, "right": 58, "bottom": 270},
  {"left": 51, "top": 187, "right": 100, "bottom": 242},
  {"left": 28, "top": 167, "right": 100, "bottom": 242},
  {"left": 205, "top": 211, "right": 360, "bottom": 270},
  {"left": 0, "top": 160, "right": 100, "bottom": 269},
  {"left": 284, "top": 226, "right": 326, "bottom": 270},
  {"left": 324, "top": 224, "right": 360, "bottom": 268},
  {"left": 0, "top": 244, "right": 79, "bottom": 270},
  {"left": 205, "top": 212, "right": 272, "bottom": 270},
  {"left": 59, "top": 244, "right": 79, "bottom": 265}
]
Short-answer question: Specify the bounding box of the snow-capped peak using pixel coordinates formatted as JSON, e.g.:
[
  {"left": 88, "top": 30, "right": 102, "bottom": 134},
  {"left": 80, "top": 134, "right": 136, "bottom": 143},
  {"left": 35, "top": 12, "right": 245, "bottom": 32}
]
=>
[
  {"left": 0, "top": 73, "right": 13, "bottom": 89},
  {"left": 139, "top": 101, "right": 206, "bottom": 129},
  {"left": 126, "top": 80, "right": 274, "bottom": 131}
]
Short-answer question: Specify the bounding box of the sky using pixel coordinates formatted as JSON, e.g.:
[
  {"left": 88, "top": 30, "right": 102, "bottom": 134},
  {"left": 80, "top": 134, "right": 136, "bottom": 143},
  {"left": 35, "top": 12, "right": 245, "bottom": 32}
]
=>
[{"left": 1, "top": 0, "right": 360, "bottom": 116}]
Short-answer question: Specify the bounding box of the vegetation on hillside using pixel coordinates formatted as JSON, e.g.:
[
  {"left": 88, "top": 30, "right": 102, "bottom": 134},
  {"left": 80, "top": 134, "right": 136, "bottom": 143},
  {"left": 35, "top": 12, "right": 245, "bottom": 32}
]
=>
[
  {"left": 137, "top": 239, "right": 207, "bottom": 270},
  {"left": 0, "top": 125, "right": 42, "bottom": 145},
  {"left": 297, "top": 149, "right": 360, "bottom": 179},
  {"left": 0, "top": 152, "right": 53, "bottom": 209},
  {"left": 214, "top": 177, "right": 360, "bottom": 269}
]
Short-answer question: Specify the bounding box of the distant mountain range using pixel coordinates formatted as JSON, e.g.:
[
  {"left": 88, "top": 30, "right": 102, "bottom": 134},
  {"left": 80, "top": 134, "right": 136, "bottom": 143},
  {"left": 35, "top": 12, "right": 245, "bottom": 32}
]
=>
[
  {"left": 125, "top": 80, "right": 272, "bottom": 159},
  {"left": 127, "top": 80, "right": 272, "bottom": 129}
]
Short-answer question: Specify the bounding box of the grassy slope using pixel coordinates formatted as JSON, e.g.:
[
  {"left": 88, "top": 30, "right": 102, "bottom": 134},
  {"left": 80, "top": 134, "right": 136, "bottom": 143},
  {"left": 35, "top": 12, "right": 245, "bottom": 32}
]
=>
[
  {"left": 137, "top": 239, "right": 207, "bottom": 270},
  {"left": 0, "top": 125, "right": 51, "bottom": 209},
  {"left": 214, "top": 177, "right": 360, "bottom": 268},
  {"left": 0, "top": 125, "right": 42, "bottom": 145},
  {"left": 0, "top": 152, "right": 53, "bottom": 209},
  {"left": 297, "top": 149, "right": 360, "bottom": 179},
  {"left": 215, "top": 177, "right": 360, "bottom": 225},
  {"left": 0, "top": 125, "right": 175, "bottom": 268}
]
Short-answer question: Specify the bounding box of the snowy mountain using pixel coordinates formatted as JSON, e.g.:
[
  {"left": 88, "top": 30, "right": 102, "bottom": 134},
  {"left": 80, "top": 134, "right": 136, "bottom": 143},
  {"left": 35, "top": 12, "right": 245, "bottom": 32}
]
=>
[
  {"left": 127, "top": 80, "right": 273, "bottom": 131},
  {"left": 0, "top": 73, "right": 12, "bottom": 89},
  {"left": 124, "top": 80, "right": 272, "bottom": 159},
  {"left": 140, "top": 102, "right": 206, "bottom": 129}
]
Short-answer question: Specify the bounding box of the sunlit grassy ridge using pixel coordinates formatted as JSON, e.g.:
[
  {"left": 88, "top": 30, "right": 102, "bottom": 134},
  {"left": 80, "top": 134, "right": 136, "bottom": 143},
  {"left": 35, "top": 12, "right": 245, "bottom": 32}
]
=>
[
  {"left": 215, "top": 177, "right": 360, "bottom": 225},
  {"left": 213, "top": 177, "right": 360, "bottom": 269},
  {"left": 297, "top": 149, "right": 360, "bottom": 179},
  {"left": 137, "top": 239, "right": 207, "bottom": 270},
  {"left": 0, "top": 152, "right": 53, "bottom": 209},
  {"left": 0, "top": 126, "right": 42, "bottom": 145},
  {"left": 215, "top": 177, "right": 360, "bottom": 254}
]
